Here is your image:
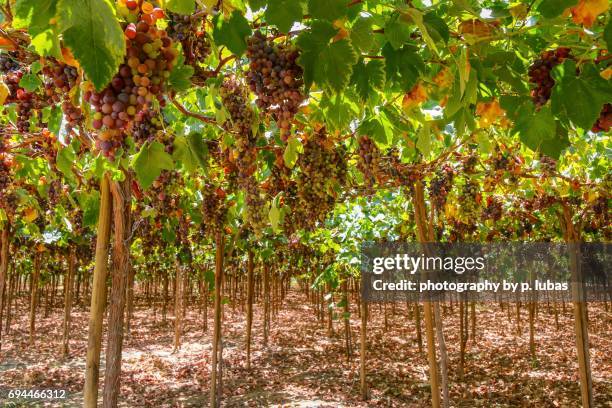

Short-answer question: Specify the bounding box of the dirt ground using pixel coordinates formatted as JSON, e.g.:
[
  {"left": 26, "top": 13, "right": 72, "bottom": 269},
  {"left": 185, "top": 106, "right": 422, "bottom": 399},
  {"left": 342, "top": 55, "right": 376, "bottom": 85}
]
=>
[{"left": 1, "top": 290, "right": 611, "bottom": 407}]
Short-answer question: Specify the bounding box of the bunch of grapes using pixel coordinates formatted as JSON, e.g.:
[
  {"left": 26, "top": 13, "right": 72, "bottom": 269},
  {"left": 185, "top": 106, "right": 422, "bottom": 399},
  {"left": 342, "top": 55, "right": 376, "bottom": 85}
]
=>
[
  {"left": 528, "top": 47, "right": 571, "bottom": 107},
  {"left": 42, "top": 60, "right": 83, "bottom": 133},
  {"left": 262, "top": 148, "right": 292, "bottom": 195},
  {"left": 462, "top": 153, "right": 478, "bottom": 173},
  {"left": 202, "top": 184, "right": 228, "bottom": 234},
  {"left": 447, "top": 218, "right": 477, "bottom": 242},
  {"left": 0, "top": 52, "right": 20, "bottom": 73},
  {"left": 3, "top": 70, "right": 36, "bottom": 132},
  {"left": 246, "top": 31, "right": 305, "bottom": 141},
  {"left": 538, "top": 155, "right": 557, "bottom": 174},
  {"left": 166, "top": 12, "right": 211, "bottom": 65},
  {"left": 482, "top": 196, "right": 503, "bottom": 221},
  {"left": 84, "top": 3, "right": 178, "bottom": 157},
  {"left": 0, "top": 154, "right": 13, "bottom": 195},
  {"left": 130, "top": 109, "right": 173, "bottom": 152},
  {"left": 220, "top": 78, "right": 258, "bottom": 179},
  {"left": 591, "top": 103, "right": 611, "bottom": 133},
  {"left": 429, "top": 164, "right": 454, "bottom": 210},
  {"left": 244, "top": 177, "right": 268, "bottom": 235},
  {"left": 459, "top": 179, "right": 481, "bottom": 219},
  {"left": 292, "top": 131, "right": 347, "bottom": 230},
  {"left": 356, "top": 136, "right": 386, "bottom": 188}
]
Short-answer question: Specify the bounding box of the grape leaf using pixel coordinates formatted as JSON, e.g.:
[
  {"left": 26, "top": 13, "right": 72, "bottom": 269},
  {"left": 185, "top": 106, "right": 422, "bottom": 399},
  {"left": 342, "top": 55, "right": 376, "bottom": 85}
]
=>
[
  {"left": 384, "top": 13, "right": 412, "bottom": 50},
  {"left": 283, "top": 137, "right": 303, "bottom": 168},
  {"left": 165, "top": 0, "right": 195, "bottom": 14},
  {"left": 382, "top": 43, "right": 424, "bottom": 91},
  {"left": 248, "top": 0, "right": 267, "bottom": 11},
  {"left": 265, "top": 0, "right": 303, "bottom": 33},
  {"left": 319, "top": 40, "right": 358, "bottom": 92},
  {"left": 416, "top": 122, "right": 431, "bottom": 156},
  {"left": 423, "top": 13, "right": 449, "bottom": 43},
  {"left": 18, "top": 73, "right": 41, "bottom": 92},
  {"left": 605, "top": 19, "right": 612, "bottom": 51},
  {"left": 13, "top": 0, "right": 60, "bottom": 56},
  {"left": 308, "top": 0, "right": 346, "bottom": 21},
  {"left": 350, "top": 17, "right": 374, "bottom": 52},
  {"left": 321, "top": 93, "right": 360, "bottom": 131},
  {"left": 514, "top": 105, "right": 556, "bottom": 153},
  {"left": 551, "top": 61, "right": 612, "bottom": 130},
  {"left": 538, "top": 0, "right": 578, "bottom": 18},
  {"left": 168, "top": 52, "right": 194, "bottom": 92},
  {"left": 172, "top": 133, "right": 208, "bottom": 172},
  {"left": 132, "top": 141, "right": 175, "bottom": 189},
  {"left": 212, "top": 11, "right": 252, "bottom": 56},
  {"left": 351, "top": 59, "right": 385, "bottom": 101},
  {"left": 56, "top": 145, "right": 76, "bottom": 179},
  {"left": 57, "top": 0, "right": 125, "bottom": 91}
]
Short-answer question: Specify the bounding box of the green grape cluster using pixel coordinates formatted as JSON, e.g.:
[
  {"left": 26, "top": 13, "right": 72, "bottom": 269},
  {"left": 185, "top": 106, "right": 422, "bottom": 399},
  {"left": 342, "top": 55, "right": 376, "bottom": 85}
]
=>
[
  {"left": 459, "top": 179, "right": 481, "bottom": 219},
  {"left": 292, "top": 131, "right": 347, "bottom": 230}
]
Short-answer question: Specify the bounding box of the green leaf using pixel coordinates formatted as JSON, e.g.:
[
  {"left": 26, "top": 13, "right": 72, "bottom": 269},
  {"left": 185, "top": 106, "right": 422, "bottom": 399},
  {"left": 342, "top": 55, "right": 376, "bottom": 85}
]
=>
[
  {"left": 283, "top": 137, "right": 303, "bottom": 168},
  {"left": 319, "top": 40, "right": 358, "bottom": 92},
  {"left": 382, "top": 43, "right": 424, "bottom": 91},
  {"left": 14, "top": 0, "right": 60, "bottom": 56},
  {"left": 57, "top": 0, "right": 125, "bottom": 91},
  {"left": 56, "top": 145, "right": 76, "bottom": 178},
  {"left": 551, "top": 61, "right": 612, "bottom": 130},
  {"left": 351, "top": 59, "right": 385, "bottom": 101},
  {"left": 131, "top": 141, "right": 175, "bottom": 190},
  {"left": 540, "top": 123, "right": 570, "bottom": 159},
  {"left": 265, "top": 0, "right": 303, "bottom": 33},
  {"left": 403, "top": 8, "right": 438, "bottom": 54},
  {"left": 18, "top": 73, "right": 42, "bottom": 92},
  {"left": 384, "top": 13, "right": 412, "bottom": 50},
  {"left": 605, "top": 19, "right": 612, "bottom": 51},
  {"left": 423, "top": 13, "right": 449, "bottom": 43},
  {"left": 350, "top": 17, "right": 374, "bottom": 52},
  {"left": 212, "top": 10, "right": 252, "bottom": 56},
  {"left": 248, "top": 0, "right": 267, "bottom": 10},
  {"left": 268, "top": 194, "right": 284, "bottom": 232},
  {"left": 172, "top": 136, "right": 198, "bottom": 172},
  {"left": 80, "top": 190, "right": 100, "bottom": 228},
  {"left": 168, "top": 52, "right": 194, "bottom": 92},
  {"left": 514, "top": 106, "right": 556, "bottom": 153},
  {"left": 165, "top": 0, "right": 195, "bottom": 15},
  {"left": 416, "top": 122, "right": 431, "bottom": 156},
  {"left": 321, "top": 93, "right": 359, "bottom": 131},
  {"left": 297, "top": 21, "right": 338, "bottom": 89},
  {"left": 538, "top": 0, "right": 578, "bottom": 18},
  {"left": 308, "top": 0, "right": 346, "bottom": 21},
  {"left": 358, "top": 118, "right": 391, "bottom": 145}
]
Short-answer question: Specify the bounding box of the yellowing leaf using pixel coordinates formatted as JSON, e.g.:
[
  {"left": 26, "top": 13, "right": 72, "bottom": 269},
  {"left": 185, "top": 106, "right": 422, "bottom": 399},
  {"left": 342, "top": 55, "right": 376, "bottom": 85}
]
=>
[
  {"left": 24, "top": 207, "right": 39, "bottom": 222},
  {"left": 402, "top": 82, "right": 428, "bottom": 111},
  {"left": 0, "top": 81, "right": 9, "bottom": 105},
  {"left": 476, "top": 99, "right": 506, "bottom": 128},
  {"left": 571, "top": 0, "right": 609, "bottom": 27}
]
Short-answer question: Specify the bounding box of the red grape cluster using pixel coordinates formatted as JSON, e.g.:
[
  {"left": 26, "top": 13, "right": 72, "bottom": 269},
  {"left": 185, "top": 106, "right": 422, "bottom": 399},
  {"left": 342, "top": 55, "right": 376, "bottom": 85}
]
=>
[
  {"left": 3, "top": 70, "right": 37, "bottom": 132},
  {"left": 166, "top": 12, "right": 211, "bottom": 65},
  {"left": 246, "top": 31, "right": 305, "bottom": 141},
  {"left": 202, "top": 184, "right": 228, "bottom": 234},
  {"left": 528, "top": 47, "right": 571, "bottom": 107},
  {"left": 429, "top": 164, "right": 455, "bottom": 210},
  {"left": 84, "top": 4, "right": 177, "bottom": 157},
  {"left": 43, "top": 61, "right": 83, "bottom": 133},
  {"left": 539, "top": 155, "right": 557, "bottom": 174},
  {"left": 591, "top": 103, "right": 611, "bottom": 133},
  {"left": 482, "top": 196, "right": 503, "bottom": 221},
  {"left": 0, "top": 52, "right": 20, "bottom": 73},
  {"left": 356, "top": 136, "right": 385, "bottom": 188},
  {"left": 130, "top": 109, "right": 173, "bottom": 152},
  {"left": 292, "top": 131, "right": 347, "bottom": 230},
  {"left": 0, "top": 154, "right": 13, "bottom": 195},
  {"left": 220, "top": 77, "right": 258, "bottom": 178}
]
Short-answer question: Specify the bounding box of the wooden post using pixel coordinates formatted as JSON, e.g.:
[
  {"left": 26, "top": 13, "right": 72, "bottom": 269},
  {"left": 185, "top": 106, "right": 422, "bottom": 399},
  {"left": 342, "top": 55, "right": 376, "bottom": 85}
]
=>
[
  {"left": 413, "top": 181, "right": 442, "bottom": 408},
  {"left": 210, "top": 232, "right": 225, "bottom": 408},
  {"left": 359, "top": 299, "right": 368, "bottom": 400},
  {"left": 560, "top": 206, "right": 593, "bottom": 407},
  {"left": 174, "top": 261, "right": 183, "bottom": 351},
  {"left": 0, "top": 224, "right": 9, "bottom": 351},
  {"left": 103, "top": 177, "right": 132, "bottom": 408},
  {"left": 29, "top": 252, "right": 41, "bottom": 345},
  {"left": 62, "top": 247, "right": 76, "bottom": 357},
  {"left": 263, "top": 262, "right": 270, "bottom": 347},
  {"left": 246, "top": 250, "right": 254, "bottom": 369},
  {"left": 83, "top": 174, "right": 113, "bottom": 408}
]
